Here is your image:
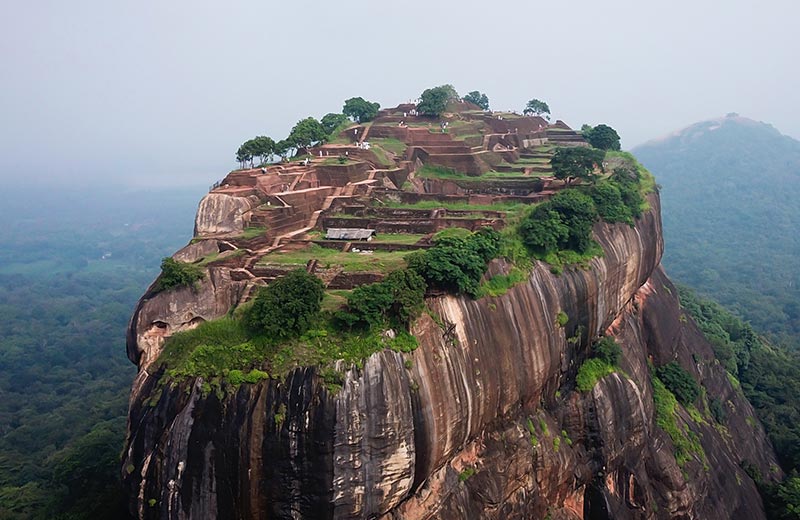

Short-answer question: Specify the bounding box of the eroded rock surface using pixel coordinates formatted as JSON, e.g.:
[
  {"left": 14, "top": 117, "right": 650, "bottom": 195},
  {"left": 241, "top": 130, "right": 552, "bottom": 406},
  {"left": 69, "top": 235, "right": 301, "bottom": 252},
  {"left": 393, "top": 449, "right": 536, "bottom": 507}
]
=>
[{"left": 123, "top": 188, "right": 779, "bottom": 519}]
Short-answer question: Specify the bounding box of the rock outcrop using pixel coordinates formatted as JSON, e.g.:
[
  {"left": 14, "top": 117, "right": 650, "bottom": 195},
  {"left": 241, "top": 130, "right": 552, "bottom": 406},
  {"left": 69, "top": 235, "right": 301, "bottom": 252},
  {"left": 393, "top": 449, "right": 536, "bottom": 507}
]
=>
[{"left": 122, "top": 189, "right": 780, "bottom": 519}]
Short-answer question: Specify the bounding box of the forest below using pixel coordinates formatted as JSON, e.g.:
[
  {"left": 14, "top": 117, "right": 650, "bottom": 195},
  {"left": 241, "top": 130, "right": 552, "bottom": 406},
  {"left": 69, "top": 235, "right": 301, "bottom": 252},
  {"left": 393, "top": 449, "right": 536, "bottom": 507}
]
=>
[
  {"left": 634, "top": 116, "right": 800, "bottom": 346},
  {"left": 0, "top": 183, "right": 203, "bottom": 519}
]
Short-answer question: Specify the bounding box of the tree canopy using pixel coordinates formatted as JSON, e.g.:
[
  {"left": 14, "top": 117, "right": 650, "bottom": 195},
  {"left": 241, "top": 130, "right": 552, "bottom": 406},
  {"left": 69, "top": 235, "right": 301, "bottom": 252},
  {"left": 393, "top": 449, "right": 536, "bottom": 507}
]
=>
[
  {"left": 273, "top": 139, "right": 292, "bottom": 159},
  {"left": 236, "top": 136, "right": 274, "bottom": 168},
  {"left": 655, "top": 362, "right": 700, "bottom": 406},
  {"left": 463, "top": 90, "right": 490, "bottom": 110},
  {"left": 342, "top": 97, "right": 380, "bottom": 123},
  {"left": 321, "top": 112, "right": 350, "bottom": 135},
  {"left": 336, "top": 269, "right": 426, "bottom": 329},
  {"left": 547, "top": 189, "right": 598, "bottom": 252},
  {"left": 523, "top": 98, "right": 550, "bottom": 118},
  {"left": 417, "top": 84, "right": 459, "bottom": 116},
  {"left": 406, "top": 228, "right": 499, "bottom": 297},
  {"left": 584, "top": 124, "right": 621, "bottom": 151},
  {"left": 550, "top": 147, "right": 606, "bottom": 185},
  {"left": 519, "top": 205, "right": 569, "bottom": 255},
  {"left": 244, "top": 269, "right": 324, "bottom": 338},
  {"left": 287, "top": 117, "right": 327, "bottom": 149}
]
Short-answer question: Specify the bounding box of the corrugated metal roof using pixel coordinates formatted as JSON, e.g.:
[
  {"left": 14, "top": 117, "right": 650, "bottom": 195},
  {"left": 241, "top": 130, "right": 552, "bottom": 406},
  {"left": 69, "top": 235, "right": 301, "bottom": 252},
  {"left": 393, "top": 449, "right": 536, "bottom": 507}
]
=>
[{"left": 325, "top": 228, "right": 376, "bottom": 240}]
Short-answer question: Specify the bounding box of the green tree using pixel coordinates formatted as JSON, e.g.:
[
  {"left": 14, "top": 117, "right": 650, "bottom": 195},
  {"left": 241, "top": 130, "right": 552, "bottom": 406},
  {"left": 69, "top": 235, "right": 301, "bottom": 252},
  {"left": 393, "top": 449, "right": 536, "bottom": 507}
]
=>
[
  {"left": 342, "top": 97, "right": 380, "bottom": 123},
  {"left": 236, "top": 138, "right": 258, "bottom": 168},
  {"left": 463, "top": 90, "right": 490, "bottom": 110},
  {"left": 273, "top": 139, "right": 292, "bottom": 159},
  {"left": 417, "top": 84, "right": 459, "bottom": 116},
  {"left": 593, "top": 336, "right": 622, "bottom": 365},
  {"left": 523, "top": 98, "right": 551, "bottom": 119},
  {"left": 610, "top": 167, "right": 645, "bottom": 218},
  {"left": 549, "top": 189, "right": 598, "bottom": 253},
  {"left": 155, "top": 257, "right": 204, "bottom": 292},
  {"left": 321, "top": 112, "right": 349, "bottom": 135},
  {"left": 47, "top": 419, "right": 128, "bottom": 519},
  {"left": 551, "top": 147, "right": 606, "bottom": 185},
  {"left": 244, "top": 269, "right": 324, "bottom": 338},
  {"left": 589, "top": 181, "right": 632, "bottom": 224},
  {"left": 656, "top": 362, "right": 700, "bottom": 406},
  {"left": 585, "top": 124, "right": 621, "bottom": 151},
  {"left": 288, "top": 117, "right": 327, "bottom": 150},
  {"left": 407, "top": 228, "right": 499, "bottom": 297},
  {"left": 251, "top": 135, "right": 275, "bottom": 164},
  {"left": 336, "top": 269, "right": 426, "bottom": 329},
  {"left": 519, "top": 205, "right": 569, "bottom": 255}
]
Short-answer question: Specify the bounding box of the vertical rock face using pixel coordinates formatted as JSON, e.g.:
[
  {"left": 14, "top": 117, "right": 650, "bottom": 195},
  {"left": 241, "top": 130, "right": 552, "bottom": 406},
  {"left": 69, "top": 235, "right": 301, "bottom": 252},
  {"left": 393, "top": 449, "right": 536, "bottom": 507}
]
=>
[{"left": 123, "top": 193, "right": 780, "bottom": 519}]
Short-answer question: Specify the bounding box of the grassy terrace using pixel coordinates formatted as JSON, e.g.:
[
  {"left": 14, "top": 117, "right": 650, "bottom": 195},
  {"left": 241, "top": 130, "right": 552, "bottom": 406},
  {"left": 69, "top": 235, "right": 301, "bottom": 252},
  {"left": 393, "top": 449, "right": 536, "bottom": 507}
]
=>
[
  {"left": 381, "top": 199, "right": 527, "bottom": 213},
  {"left": 370, "top": 137, "right": 407, "bottom": 156},
  {"left": 156, "top": 313, "right": 417, "bottom": 393},
  {"left": 260, "top": 243, "right": 410, "bottom": 273},
  {"left": 238, "top": 226, "right": 268, "bottom": 240},
  {"left": 306, "top": 230, "right": 426, "bottom": 244}
]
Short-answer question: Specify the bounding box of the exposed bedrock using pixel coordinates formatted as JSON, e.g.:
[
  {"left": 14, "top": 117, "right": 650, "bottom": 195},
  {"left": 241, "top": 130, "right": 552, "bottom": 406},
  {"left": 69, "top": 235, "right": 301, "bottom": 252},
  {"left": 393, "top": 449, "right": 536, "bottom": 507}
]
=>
[
  {"left": 194, "top": 192, "right": 260, "bottom": 236},
  {"left": 123, "top": 193, "right": 779, "bottom": 519}
]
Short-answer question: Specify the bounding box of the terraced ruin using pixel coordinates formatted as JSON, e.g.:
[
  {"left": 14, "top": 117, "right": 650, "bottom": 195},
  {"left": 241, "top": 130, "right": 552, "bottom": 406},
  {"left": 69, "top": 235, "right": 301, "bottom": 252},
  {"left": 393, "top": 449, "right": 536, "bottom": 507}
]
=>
[{"left": 192, "top": 102, "right": 588, "bottom": 291}]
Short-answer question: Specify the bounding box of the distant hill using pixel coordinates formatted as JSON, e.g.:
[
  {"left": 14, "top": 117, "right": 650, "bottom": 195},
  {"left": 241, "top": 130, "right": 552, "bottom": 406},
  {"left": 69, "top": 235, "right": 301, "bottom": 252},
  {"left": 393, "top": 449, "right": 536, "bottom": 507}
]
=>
[{"left": 634, "top": 115, "right": 800, "bottom": 344}]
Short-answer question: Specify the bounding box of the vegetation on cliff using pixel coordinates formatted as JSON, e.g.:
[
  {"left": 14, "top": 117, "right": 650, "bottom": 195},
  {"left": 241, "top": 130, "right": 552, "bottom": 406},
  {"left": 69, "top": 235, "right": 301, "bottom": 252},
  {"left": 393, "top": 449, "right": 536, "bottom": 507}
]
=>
[
  {"left": 680, "top": 286, "right": 800, "bottom": 517},
  {"left": 154, "top": 257, "right": 204, "bottom": 292},
  {"left": 575, "top": 336, "right": 622, "bottom": 392}
]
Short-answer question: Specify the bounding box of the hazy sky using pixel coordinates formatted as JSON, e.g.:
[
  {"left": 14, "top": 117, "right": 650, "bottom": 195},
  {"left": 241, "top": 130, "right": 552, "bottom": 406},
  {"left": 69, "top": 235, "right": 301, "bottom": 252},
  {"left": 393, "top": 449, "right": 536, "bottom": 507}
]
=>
[{"left": 2, "top": 0, "right": 798, "bottom": 187}]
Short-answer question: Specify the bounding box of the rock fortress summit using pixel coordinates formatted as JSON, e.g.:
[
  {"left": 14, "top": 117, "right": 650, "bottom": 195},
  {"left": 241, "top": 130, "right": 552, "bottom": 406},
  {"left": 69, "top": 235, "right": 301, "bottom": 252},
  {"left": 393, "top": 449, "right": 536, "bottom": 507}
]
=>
[{"left": 122, "top": 90, "right": 780, "bottom": 519}]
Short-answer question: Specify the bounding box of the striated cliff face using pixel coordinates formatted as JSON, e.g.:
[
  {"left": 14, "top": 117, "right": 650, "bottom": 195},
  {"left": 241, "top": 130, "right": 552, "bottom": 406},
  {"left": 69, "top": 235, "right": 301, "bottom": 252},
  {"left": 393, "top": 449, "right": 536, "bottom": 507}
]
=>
[{"left": 123, "top": 193, "right": 780, "bottom": 519}]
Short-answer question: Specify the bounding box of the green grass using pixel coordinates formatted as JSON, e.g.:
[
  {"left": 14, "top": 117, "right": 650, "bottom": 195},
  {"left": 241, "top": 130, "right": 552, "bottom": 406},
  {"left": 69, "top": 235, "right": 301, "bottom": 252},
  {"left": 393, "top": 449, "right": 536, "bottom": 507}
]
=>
[
  {"left": 370, "top": 138, "right": 407, "bottom": 156},
  {"left": 576, "top": 358, "right": 616, "bottom": 392},
  {"left": 321, "top": 157, "right": 359, "bottom": 165},
  {"left": 433, "top": 228, "right": 473, "bottom": 241},
  {"left": 236, "top": 227, "right": 267, "bottom": 240},
  {"left": 652, "top": 375, "right": 706, "bottom": 467},
  {"left": 369, "top": 145, "right": 395, "bottom": 167},
  {"left": 515, "top": 157, "right": 550, "bottom": 164},
  {"left": 370, "top": 233, "right": 427, "bottom": 244},
  {"left": 262, "top": 244, "right": 409, "bottom": 273},
  {"left": 321, "top": 290, "right": 350, "bottom": 312},
  {"left": 382, "top": 199, "right": 526, "bottom": 213},
  {"left": 155, "top": 314, "right": 419, "bottom": 390},
  {"left": 417, "top": 164, "right": 466, "bottom": 179},
  {"left": 538, "top": 241, "right": 604, "bottom": 274},
  {"left": 477, "top": 267, "right": 527, "bottom": 297}
]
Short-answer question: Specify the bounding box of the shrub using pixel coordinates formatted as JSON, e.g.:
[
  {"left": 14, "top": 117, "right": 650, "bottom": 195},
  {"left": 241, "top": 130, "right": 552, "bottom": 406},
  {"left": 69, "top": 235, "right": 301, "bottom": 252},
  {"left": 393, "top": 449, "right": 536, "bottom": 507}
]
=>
[
  {"left": 549, "top": 190, "right": 598, "bottom": 253},
  {"left": 593, "top": 336, "right": 622, "bottom": 365},
  {"left": 709, "top": 397, "right": 727, "bottom": 424},
  {"left": 610, "top": 167, "right": 645, "bottom": 218},
  {"left": 336, "top": 269, "right": 426, "bottom": 329},
  {"left": 245, "top": 269, "right": 324, "bottom": 339},
  {"left": 576, "top": 358, "right": 615, "bottom": 392},
  {"left": 556, "top": 311, "right": 569, "bottom": 327},
  {"left": 656, "top": 362, "right": 700, "bottom": 406},
  {"left": 589, "top": 181, "right": 632, "bottom": 224},
  {"left": 519, "top": 205, "right": 569, "bottom": 255},
  {"left": 407, "top": 228, "right": 500, "bottom": 297},
  {"left": 155, "top": 257, "right": 204, "bottom": 291}
]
